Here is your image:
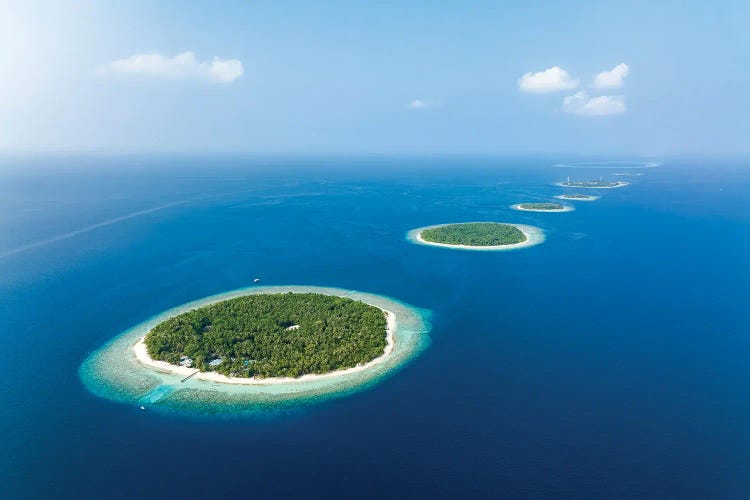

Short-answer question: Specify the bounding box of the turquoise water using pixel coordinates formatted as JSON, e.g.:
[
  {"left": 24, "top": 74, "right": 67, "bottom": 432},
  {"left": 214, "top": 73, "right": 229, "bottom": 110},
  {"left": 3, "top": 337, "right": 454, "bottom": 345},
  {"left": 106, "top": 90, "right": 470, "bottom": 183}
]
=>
[{"left": 2, "top": 155, "right": 750, "bottom": 497}]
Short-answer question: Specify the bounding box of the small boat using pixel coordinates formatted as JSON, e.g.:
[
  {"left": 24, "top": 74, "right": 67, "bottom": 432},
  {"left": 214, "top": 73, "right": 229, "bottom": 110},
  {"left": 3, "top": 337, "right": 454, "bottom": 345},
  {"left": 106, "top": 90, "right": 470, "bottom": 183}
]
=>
[
  {"left": 140, "top": 406, "right": 145, "bottom": 410},
  {"left": 253, "top": 278, "right": 260, "bottom": 283}
]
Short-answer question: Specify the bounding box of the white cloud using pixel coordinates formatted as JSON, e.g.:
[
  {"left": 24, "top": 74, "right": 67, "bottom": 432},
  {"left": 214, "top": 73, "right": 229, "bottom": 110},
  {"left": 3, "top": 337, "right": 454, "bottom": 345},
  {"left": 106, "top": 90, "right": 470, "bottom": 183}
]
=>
[
  {"left": 518, "top": 66, "right": 579, "bottom": 93},
  {"left": 408, "top": 99, "right": 427, "bottom": 109},
  {"left": 592, "top": 63, "right": 629, "bottom": 89},
  {"left": 99, "top": 51, "right": 244, "bottom": 83},
  {"left": 563, "top": 91, "right": 626, "bottom": 116}
]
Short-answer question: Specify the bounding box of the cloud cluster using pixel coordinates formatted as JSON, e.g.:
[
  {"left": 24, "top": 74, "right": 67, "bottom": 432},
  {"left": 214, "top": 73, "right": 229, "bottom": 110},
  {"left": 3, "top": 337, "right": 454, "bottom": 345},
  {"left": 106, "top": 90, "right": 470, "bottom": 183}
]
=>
[
  {"left": 519, "top": 63, "right": 629, "bottom": 116},
  {"left": 563, "top": 92, "right": 625, "bottom": 116},
  {"left": 518, "top": 66, "right": 579, "bottom": 93},
  {"left": 408, "top": 99, "right": 427, "bottom": 109},
  {"left": 592, "top": 63, "right": 629, "bottom": 89},
  {"left": 100, "top": 51, "right": 244, "bottom": 83}
]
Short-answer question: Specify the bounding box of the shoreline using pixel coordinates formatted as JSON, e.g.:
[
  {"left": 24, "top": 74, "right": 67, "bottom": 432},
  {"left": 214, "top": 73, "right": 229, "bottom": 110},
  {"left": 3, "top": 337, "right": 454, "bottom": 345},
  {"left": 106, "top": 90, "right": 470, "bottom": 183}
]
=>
[
  {"left": 407, "top": 223, "right": 545, "bottom": 251},
  {"left": 554, "top": 194, "right": 600, "bottom": 202},
  {"left": 133, "top": 309, "right": 397, "bottom": 386},
  {"left": 511, "top": 203, "right": 574, "bottom": 213}
]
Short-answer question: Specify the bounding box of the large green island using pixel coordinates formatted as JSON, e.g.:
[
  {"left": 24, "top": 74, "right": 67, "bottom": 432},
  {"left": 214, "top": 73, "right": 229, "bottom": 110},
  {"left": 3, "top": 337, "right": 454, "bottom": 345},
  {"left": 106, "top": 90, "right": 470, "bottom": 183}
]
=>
[
  {"left": 407, "top": 222, "right": 544, "bottom": 251},
  {"left": 144, "top": 293, "right": 388, "bottom": 379},
  {"left": 511, "top": 202, "right": 574, "bottom": 212},
  {"left": 78, "top": 286, "right": 431, "bottom": 415}
]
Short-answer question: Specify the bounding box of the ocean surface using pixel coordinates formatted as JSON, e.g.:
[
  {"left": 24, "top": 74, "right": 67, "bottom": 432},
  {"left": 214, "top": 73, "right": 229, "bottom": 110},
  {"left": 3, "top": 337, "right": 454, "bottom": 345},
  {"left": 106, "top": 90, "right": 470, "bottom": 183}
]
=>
[{"left": 1, "top": 155, "right": 750, "bottom": 498}]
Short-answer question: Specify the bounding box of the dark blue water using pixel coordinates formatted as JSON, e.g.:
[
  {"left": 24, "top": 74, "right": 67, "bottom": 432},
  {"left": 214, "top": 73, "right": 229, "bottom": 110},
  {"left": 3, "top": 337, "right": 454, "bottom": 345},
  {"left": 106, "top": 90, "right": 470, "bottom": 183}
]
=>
[{"left": 2, "top": 155, "right": 750, "bottom": 498}]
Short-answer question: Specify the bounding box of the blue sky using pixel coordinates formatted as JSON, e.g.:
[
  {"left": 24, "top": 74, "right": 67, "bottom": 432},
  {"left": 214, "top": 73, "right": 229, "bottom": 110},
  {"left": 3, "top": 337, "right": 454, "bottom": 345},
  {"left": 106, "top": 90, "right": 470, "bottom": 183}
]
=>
[{"left": 1, "top": 1, "right": 749, "bottom": 155}]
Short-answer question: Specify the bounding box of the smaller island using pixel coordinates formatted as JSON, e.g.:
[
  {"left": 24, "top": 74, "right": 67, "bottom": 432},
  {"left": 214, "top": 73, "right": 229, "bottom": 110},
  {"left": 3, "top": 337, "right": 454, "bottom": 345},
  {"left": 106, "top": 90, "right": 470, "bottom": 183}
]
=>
[
  {"left": 421, "top": 222, "right": 525, "bottom": 246},
  {"left": 555, "top": 194, "right": 600, "bottom": 201},
  {"left": 407, "top": 222, "right": 544, "bottom": 251},
  {"left": 555, "top": 177, "right": 628, "bottom": 189},
  {"left": 511, "top": 202, "right": 574, "bottom": 213}
]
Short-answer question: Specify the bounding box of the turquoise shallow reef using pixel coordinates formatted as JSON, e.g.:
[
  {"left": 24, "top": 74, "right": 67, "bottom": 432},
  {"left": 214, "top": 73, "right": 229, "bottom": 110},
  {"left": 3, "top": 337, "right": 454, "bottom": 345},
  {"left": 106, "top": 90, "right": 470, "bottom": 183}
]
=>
[{"left": 79, "top": 285, "right": 431, "bottom": 416}]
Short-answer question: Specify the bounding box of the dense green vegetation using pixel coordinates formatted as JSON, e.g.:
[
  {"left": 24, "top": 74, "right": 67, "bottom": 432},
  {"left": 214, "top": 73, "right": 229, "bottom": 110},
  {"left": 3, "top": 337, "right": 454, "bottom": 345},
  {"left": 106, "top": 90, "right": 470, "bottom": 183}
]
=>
[
  {"left": 420, "top": 222, "right": 526, "bottom": 246},
  {"left": 144, "top": 293, "right": 388, "bottom": 378},
  {"left": 519, "top": 202, "right": 565, "bottom": 210},
  {"left": 563, "top": 180, "right": 623, "bottom": 187}
]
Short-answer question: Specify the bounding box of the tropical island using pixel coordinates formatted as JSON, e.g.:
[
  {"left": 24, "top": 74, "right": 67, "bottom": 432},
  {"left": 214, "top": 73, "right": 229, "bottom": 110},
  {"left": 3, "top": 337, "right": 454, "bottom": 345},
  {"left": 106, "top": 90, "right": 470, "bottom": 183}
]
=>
[
  {"left": 555, "top": 194, "right": 600, "bottom": 201},
  {"left": 407, "top": 222, "right": 545, "bottom": 251},
  {"left": 79, "top": 285, "right": 431, "bottom": 415},
  {"left": 142, "top": 293, "right": 388, "bottom": 379},
  {"left": 556, "top": 178, "right": 628, "bottom": 189},
  {"left": 511, "top": 202, "right": 574, "bottom": 212},
  {"left": 421, "top": 222, "right": 525, "bottom": 245}
]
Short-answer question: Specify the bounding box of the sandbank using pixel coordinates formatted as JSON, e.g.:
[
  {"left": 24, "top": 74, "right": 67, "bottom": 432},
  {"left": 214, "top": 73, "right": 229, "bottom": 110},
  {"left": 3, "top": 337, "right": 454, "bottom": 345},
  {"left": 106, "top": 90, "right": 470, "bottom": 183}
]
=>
[{"left": 554, "top": 194, "right": 600, "bottom": 201}]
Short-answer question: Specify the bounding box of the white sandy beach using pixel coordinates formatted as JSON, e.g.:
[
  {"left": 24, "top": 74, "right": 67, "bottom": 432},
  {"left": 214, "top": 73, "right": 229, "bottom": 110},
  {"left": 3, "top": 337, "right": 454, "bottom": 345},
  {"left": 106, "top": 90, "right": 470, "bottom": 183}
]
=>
[
  {"left": 555, "top": 194, "right": 600, "bottom": 201},
  {"left": 132, "top": 310, "right": 397, "bottom": 386},
  {"left": 511, "top": 203, "right": 574, "bottom": 212},
  {"left": 408, "top": 223, "right": 544, "bottom": 251}
]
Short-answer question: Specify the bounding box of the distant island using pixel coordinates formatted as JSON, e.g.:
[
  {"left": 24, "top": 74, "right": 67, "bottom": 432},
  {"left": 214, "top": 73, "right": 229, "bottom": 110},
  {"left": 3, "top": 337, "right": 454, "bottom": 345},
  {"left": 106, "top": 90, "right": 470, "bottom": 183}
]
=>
[
  {"left": 556, "top": 178, "right": 628, "bottom": 189},
  {"left": 555, "top": 194, "right": 600, "bottom": 201},
  {"left": 142, "top": 293, "right": 389, "bottom": 379},
  {"left": 407, "top": 222, "right": 545, "bottom": 251},
  {"left": 511, "top": 202, "right": 574, "bottom": 212}
]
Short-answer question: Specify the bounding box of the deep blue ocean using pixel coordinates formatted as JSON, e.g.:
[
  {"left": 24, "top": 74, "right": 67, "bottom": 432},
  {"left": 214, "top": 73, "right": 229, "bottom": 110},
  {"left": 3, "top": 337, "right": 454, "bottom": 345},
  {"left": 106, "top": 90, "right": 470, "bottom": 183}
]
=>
[{"left": 2, "top": 155, "right": 750, "bottom": 498}]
